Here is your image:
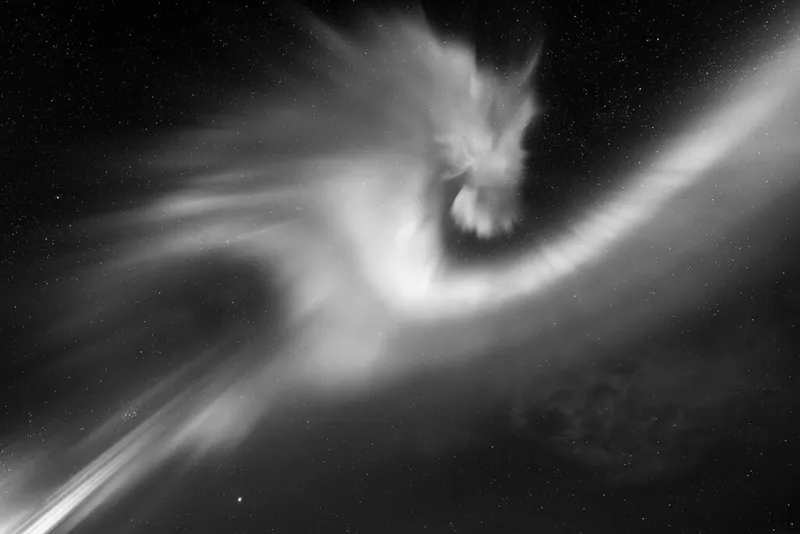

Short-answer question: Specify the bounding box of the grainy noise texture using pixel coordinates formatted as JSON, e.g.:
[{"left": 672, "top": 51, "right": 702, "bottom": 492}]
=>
[{"left": 1, "top": 2, "right": 799, "bottom": 533}]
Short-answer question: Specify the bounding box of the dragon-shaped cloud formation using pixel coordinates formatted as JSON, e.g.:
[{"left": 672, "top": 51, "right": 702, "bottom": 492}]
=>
[{"left": 2, "top": 10, "right": 800, "bottom": 534}]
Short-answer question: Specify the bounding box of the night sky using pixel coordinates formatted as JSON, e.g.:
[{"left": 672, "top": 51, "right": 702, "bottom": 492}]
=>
[{"left": 2, "top": 1, "right": 800, "bottom": 533}]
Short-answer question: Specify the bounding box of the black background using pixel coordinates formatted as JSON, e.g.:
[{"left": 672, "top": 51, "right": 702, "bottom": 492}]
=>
[{"left": 2, "top": 1, "right": 799, "bottom": 533}]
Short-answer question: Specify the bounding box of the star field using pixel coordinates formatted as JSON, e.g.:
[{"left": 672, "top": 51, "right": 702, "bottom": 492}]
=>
[{"left": 1, "top": 1, "right": 799, "bottom": 533}]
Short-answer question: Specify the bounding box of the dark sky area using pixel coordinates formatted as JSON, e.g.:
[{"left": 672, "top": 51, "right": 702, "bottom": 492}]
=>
[{"left": 2, "top": 1, "right": 799, "bottom": 533}]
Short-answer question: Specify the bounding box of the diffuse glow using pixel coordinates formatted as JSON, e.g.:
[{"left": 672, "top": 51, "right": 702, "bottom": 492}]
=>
[{"left": 2, "top": 14, "right": 800, "bottom": 534}]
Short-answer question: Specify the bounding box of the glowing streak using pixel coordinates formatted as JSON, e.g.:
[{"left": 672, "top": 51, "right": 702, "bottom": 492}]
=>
[
  {"left": 2, "top": 18, "right": 800, "bottom": 534},
  {"left": 395, "top": 41, "right": 800, "bottom": 319},
  {"left": 1, "top": 353, "right": 288, "bottom": 534}
]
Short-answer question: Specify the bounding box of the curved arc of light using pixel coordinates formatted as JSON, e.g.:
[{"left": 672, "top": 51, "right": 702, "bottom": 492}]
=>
[
  {"left": 3, "top": 20, "right": 800, "bottom": 534},
  {"left": 387, "top": 39, "right": 800, "bottom": 321}
]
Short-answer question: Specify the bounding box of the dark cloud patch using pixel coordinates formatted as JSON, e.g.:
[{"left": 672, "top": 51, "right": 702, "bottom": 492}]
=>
[{"left": 508, "top": 285, "right": 797, "bottom": 484}]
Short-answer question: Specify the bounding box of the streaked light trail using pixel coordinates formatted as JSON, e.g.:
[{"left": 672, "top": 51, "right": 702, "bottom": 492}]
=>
[{"left": 2, "top": 15, "right": 799, "bottom": 534}]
